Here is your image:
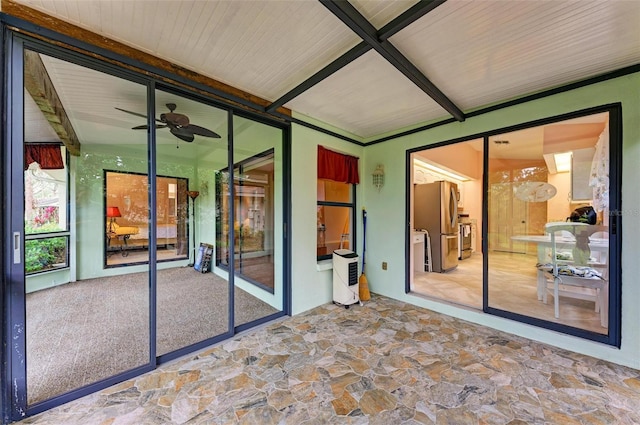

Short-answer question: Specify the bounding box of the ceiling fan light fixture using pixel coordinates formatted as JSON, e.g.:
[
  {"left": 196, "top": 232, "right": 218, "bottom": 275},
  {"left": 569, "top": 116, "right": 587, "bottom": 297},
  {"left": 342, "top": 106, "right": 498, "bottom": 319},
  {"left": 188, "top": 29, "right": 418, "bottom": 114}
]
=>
[{"left": 116, "top": 104, "right": 221, "bottom": 143}]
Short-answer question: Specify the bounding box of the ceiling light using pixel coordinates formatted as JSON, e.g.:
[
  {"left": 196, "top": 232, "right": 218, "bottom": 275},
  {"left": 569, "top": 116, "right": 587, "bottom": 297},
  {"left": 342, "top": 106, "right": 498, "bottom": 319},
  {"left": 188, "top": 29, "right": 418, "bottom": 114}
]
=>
[
  {"left": 414, "top": 159, "right": 470, "bottom": 182},
  {"left": 554, "top": 152, "right": 572, "bottom": 172},
  {"left": 544, "top": 151, "right": 572, "bottom": 174}
]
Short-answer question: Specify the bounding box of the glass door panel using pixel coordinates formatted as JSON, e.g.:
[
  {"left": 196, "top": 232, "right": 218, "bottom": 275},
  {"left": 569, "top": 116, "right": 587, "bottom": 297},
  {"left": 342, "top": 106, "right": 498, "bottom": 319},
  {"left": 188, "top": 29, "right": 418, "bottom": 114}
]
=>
[
  {"left": 154, "top": 90, "right": 230, "bottom": 356},
  {"left": 231, "top": 116, "right": 283, "bottom": 327},
  {"left": 409, "top": 141, "right": 484, "bottom": 309},
  {"left": 487, "top": 112, "right": 611, "bottom": 335},
  {"left": 24, "top": 51, "right": 151, "bottom": 405}
]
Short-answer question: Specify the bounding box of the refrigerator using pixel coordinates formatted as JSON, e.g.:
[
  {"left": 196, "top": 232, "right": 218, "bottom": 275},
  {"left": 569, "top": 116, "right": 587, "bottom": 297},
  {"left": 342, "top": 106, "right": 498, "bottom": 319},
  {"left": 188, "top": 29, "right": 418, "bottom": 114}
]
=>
[{"left": 414, "top": 181, "right": 459, "bottom": 272}]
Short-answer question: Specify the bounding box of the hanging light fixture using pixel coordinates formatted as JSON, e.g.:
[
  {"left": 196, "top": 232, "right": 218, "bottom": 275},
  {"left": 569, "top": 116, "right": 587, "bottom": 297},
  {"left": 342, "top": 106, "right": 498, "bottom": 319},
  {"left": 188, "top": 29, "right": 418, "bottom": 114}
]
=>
[{"left": 372, "top": 164, "right": 385, "bottom": 192}]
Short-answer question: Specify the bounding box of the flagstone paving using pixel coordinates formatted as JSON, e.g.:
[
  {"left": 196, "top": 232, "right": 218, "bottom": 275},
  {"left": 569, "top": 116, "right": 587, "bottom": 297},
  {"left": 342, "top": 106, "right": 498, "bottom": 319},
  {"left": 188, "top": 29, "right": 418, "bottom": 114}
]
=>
[{"left": 16, "top": 294, "right": 640, "bottom": 424}]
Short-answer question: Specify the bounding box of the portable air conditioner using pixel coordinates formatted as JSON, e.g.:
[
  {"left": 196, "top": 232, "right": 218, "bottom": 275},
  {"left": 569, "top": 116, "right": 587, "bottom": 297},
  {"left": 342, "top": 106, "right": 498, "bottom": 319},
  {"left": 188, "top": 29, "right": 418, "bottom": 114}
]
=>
[{"left": 332, "top": 249, "right": 360, "bottom": 308}]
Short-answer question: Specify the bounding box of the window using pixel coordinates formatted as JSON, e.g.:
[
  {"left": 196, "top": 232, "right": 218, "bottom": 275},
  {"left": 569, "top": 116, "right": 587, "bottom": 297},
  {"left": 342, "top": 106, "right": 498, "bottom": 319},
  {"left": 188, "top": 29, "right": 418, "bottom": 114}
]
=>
[
  {"left": 216, "top": 149, "right": 276, "bottom": 292},
  {"left": 316, "top": 146, "right": 359, "bottom": 261},
  {"left": 104, "top": 170, "right": 189, "bottom": 266},
  {"left": 317, "top": 179, "right": 355, "bottom": 260},
  {"left": 24, "top": 146, "right": 69, "bottom": 275}
]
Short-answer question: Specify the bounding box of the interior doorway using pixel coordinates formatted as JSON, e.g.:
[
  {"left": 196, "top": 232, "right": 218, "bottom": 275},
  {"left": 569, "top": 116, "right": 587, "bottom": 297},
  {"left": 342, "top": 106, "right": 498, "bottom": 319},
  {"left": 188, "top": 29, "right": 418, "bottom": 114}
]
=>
[{"left": 409, "top": 138, "right": 484, "bottom": 309}]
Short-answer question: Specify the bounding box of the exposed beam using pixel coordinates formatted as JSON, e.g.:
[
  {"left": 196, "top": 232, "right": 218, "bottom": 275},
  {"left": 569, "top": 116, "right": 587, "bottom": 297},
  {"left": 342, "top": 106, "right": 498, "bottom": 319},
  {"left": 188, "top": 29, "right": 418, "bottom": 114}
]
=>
[
  {"left": 266, "top": 41, "right": 371, "bottom": 113},
  {"left": 23, "top": 49, "right": 81, "bottom": 156},
  {"left": 377, "top": 0, "right": 447, "bottom": 41},
  {"left": 320, "top": 0, "right": 465, "bottom": 122},
  {"left": 267, "top": 0, "right": 448, "bottom": 113}
]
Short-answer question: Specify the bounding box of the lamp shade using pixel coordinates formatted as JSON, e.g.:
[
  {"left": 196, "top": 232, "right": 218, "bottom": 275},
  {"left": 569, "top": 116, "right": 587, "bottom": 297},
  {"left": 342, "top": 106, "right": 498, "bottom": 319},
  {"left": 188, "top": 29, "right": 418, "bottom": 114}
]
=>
[
  {"left": 106, "top": 206, "right": 122, "bottom": 218},
  {"left": 187, "top": 191, "right": 200, "bottom": 200}
]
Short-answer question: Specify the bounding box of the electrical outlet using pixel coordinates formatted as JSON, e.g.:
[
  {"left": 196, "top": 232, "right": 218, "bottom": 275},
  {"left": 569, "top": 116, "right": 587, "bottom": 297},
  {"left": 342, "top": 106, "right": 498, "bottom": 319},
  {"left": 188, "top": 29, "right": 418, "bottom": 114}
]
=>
[{"left": 382, "top": 262, "right": 387, "bottom": 270}]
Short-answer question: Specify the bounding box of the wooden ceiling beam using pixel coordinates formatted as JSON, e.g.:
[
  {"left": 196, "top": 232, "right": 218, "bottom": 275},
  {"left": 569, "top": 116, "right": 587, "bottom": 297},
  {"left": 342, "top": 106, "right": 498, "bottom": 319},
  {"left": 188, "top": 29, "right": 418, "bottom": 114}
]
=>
[{"left": 23, "top": 49, "right": 81, "bottom": 156}]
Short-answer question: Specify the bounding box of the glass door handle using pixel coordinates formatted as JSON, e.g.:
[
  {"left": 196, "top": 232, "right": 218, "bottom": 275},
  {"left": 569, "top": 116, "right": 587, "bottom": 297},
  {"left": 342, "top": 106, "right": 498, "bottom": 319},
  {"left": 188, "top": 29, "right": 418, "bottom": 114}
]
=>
[{"left": 13, "top": 231, "right": 21, "bottom": 264}]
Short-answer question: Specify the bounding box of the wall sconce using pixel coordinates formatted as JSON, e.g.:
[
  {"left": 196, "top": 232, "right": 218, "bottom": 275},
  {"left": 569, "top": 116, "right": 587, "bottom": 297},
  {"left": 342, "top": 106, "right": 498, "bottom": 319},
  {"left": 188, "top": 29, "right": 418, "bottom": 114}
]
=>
[
  {"left": 200, "top": 181, "right": 209, "bottom": 196},
  {"left": 372, "top": 164, "right": 385, "bottom": 192}
]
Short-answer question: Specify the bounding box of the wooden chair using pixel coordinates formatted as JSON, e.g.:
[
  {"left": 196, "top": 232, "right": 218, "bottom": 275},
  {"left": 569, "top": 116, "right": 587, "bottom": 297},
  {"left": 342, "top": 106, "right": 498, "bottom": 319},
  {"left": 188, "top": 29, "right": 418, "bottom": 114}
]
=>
[{"left": 537, "top": 222, "right": 609, "bottom": 327}]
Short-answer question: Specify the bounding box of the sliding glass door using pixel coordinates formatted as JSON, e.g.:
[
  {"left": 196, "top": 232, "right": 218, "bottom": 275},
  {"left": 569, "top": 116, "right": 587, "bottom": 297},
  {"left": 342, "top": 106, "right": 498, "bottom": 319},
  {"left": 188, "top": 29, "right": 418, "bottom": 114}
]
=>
[
  {"left": 19, "top": 49, "right": 152, "bottom": 407},
  {"left": 4, "top": 36, "right": 289, "bottom": 422},
  {"left": 407, "top": 106, "right": 620, "bottom": 346},
  {"left": 232, "top": 116, "right": 283, "bottom": 327},
  {"left": 487, "top": 110, "right": 617, "bottom": 339},
  {"left": 153, "top": 89, "right": 232, "bottom": 357}
]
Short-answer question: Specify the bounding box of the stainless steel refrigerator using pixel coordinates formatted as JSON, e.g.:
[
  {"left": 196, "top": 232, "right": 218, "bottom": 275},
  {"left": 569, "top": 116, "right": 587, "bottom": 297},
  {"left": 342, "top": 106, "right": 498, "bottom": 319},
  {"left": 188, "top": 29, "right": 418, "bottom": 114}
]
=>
[{"left": 414, "top": 181, "right": 459, "bottom": 272}]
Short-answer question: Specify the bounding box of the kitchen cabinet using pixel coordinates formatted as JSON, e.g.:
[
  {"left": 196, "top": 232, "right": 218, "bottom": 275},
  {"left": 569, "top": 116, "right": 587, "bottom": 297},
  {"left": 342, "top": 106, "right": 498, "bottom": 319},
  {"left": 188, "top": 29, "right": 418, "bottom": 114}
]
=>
[
  {"left": 412, "top": 232, "right": 426, "bottom": 272},
  {"left": 571, "top": 147, "right": 595, "bottom": 201}
]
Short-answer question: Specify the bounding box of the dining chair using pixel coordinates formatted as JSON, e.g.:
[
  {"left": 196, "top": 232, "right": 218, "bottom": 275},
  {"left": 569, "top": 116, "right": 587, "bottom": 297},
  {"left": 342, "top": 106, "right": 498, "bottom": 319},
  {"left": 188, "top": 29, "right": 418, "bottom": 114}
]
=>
[{"left": 537, "top": 222, "right": 609, "bottom": 327}]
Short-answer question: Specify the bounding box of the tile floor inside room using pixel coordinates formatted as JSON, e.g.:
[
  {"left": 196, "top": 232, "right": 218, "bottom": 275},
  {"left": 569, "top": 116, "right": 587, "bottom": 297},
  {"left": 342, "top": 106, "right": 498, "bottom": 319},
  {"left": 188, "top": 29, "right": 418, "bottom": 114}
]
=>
[
  {"left": 412, "top": 252, "right": 607, "bottom": 334},
  {"left": 15, "top": 294, "right": 640, "bottom": 425}
]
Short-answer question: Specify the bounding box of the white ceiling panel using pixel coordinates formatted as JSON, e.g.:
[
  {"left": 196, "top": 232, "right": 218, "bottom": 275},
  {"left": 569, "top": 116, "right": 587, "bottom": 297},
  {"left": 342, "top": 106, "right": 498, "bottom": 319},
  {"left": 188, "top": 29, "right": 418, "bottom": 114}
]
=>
[
  {"left": 390, "top": 0, "right": 640, "bottom": 112},
  {"left": 37, "top": 54, "right": 228, "bottom": 167},
  {"left": 286, "top": 50, "right": 445, "bottom": 138},
  {"left": 12, "top": 0, "right": 640, "bottom": 141},
  {"left": 349, "top": 0, "right": 419, "bottom": 29},
  {"left": 17, "top": 0, "right": 361, "bottom": 101}
]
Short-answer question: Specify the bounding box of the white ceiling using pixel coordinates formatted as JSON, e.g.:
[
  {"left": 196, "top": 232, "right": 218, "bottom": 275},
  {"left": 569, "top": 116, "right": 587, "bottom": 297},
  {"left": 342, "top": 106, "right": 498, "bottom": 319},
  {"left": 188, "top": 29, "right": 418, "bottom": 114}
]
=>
[{"left": 13, "top": 0, "right": 640, "bottom": 140}]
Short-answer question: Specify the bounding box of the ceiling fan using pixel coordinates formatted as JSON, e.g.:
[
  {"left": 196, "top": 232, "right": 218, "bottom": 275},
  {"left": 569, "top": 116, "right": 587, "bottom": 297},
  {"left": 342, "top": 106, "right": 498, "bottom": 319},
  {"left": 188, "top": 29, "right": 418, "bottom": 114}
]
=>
[{"left": 116, "top": 103, "right": 221, "bottom": 143}]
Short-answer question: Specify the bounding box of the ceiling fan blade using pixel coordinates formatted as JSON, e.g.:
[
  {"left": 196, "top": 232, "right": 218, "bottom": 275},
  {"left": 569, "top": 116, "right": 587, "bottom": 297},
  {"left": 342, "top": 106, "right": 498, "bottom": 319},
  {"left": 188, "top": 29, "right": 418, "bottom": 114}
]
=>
[
  {"left": 115, "top": 107, "right": 148, "bottom": 120},
  {"left": 115, "top": 107, "right": 163, "bottom": 123},
  {"left": 131, "top": 124, "right": 168, "bottom": 130},
  {"left": 184, "top": 124, "right": 221, "bottom": 138},
  {"left": 170, "top": 128, "right": 194, "bottom": 143}
]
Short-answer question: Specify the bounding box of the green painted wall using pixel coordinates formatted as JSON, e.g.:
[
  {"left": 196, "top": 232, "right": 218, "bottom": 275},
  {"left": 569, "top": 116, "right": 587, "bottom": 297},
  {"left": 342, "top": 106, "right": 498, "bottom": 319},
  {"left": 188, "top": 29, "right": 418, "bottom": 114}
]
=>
[
  {"left": 356, "top": 73, "right": 639, "bottom": 369},
  {"left": 291, "top": 116, "right": 364, "bottom": 315}
]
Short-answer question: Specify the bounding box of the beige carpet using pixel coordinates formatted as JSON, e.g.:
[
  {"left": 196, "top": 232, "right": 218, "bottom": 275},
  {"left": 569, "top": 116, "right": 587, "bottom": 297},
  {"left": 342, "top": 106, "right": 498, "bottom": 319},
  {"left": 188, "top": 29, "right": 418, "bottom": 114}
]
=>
[{"left": 26, "top": 267, "right": 278, "bottom": 405}]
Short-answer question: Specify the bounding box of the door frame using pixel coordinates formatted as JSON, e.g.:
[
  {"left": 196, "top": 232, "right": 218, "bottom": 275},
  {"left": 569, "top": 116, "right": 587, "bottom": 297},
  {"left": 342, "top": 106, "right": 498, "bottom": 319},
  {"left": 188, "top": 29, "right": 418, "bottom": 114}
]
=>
[{"left": 405, "top": 103, "right": 622, "bottom": 348}]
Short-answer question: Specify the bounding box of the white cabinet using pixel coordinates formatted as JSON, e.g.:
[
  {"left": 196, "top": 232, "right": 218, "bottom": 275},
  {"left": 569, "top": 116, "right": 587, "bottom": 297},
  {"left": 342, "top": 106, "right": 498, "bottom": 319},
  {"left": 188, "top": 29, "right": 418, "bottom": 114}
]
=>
[
  {"left": 571, "top": 147, "right": 595, "bottom": 201},
  {"left": 457, "top": 185, "right": 464, "bottom": 209},
  {"left": 412, "top": 232, "right": 426, "bottom": 272}
]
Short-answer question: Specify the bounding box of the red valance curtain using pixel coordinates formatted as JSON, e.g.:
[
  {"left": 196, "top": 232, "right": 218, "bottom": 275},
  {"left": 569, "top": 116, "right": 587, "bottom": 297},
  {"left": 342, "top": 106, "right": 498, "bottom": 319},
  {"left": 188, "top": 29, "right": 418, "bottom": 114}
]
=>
[
  {"left": 24, "top": 144, "right": 64, "bottom": 171},
  {"left": 317, "top": 145, "right": 359, "bottom": 184}
]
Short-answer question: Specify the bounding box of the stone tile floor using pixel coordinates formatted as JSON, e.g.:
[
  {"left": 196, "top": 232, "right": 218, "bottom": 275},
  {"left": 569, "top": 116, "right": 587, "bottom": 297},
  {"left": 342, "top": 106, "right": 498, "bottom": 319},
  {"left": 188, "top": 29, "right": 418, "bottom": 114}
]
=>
[{"left": 16, "top": 294, "right": 640, "bottom": 424}]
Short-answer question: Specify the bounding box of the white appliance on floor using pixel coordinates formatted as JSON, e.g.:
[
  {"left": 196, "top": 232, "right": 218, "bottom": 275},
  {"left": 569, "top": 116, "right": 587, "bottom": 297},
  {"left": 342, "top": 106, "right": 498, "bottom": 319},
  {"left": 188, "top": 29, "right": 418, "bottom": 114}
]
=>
[{"left": 332, "top": 249, "right": 360, "bottom": 308}]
